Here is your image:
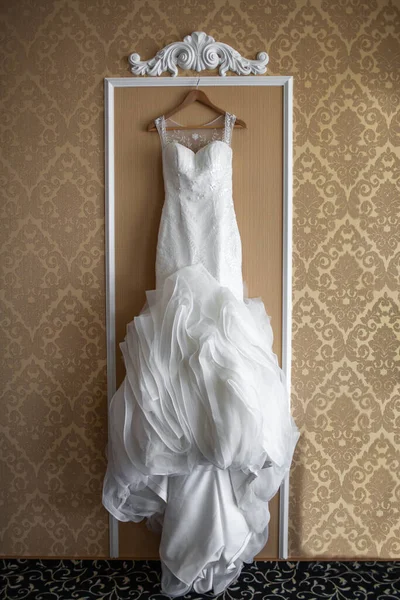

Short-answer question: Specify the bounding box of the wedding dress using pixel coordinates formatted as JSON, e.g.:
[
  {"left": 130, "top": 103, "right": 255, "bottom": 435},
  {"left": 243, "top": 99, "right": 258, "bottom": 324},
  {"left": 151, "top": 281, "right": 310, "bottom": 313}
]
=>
[{"left": 102, "top": 111, "right": 300, "bottom": 596}]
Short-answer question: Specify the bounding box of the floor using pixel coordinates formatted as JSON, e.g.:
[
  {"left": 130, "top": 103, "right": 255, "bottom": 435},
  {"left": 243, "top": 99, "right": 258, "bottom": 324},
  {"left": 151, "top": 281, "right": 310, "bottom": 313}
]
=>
[{"left": 1, "top": 558, "right": 399, "bottom": 599}]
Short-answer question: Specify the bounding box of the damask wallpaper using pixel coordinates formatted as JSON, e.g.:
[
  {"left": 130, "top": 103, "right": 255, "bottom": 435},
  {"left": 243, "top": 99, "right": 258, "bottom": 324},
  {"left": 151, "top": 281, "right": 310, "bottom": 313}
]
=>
[{"left": 0, "top": 0, "right": 399, "bottom": 558}]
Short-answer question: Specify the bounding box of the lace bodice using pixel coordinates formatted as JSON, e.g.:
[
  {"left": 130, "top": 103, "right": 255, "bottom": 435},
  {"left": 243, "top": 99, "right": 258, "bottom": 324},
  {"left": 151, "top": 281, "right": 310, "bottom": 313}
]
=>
[{"left": 154, "top": 112, "right": 244, "bottom": 301}]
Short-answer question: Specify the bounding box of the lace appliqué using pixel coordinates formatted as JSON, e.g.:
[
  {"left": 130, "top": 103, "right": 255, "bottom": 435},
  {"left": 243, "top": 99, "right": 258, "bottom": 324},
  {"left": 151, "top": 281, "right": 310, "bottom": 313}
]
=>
[{"left": 155, "top": 112, "right": 236, "bottom": 152}]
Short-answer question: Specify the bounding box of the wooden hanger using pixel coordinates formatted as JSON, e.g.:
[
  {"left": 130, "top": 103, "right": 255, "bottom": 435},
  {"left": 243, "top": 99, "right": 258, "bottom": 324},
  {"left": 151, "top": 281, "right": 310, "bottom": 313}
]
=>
[{"left": 147, "top": 88, "right": 246, "bottom": 131}]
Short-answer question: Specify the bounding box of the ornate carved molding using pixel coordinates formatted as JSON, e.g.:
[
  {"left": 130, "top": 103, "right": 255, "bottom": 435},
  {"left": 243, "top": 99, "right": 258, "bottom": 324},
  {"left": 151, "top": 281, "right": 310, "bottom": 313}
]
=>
[{"left": 128, "top": 32, "right": 269, "bottom": 77}]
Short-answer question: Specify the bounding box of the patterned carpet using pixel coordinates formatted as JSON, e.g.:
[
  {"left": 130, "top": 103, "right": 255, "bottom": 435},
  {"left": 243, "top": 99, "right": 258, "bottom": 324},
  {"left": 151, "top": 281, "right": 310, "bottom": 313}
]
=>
[{"left": 1, "top": 559, "right": 399, "bottom": 599}]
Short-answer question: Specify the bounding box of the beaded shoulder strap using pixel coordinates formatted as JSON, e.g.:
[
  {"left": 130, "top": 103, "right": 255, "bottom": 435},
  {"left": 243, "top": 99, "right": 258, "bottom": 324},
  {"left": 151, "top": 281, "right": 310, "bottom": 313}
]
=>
[
  {"left": 154, "top": 115, "right": 168, "bottom": 147},
  {"left": 223, "top": 112, "right": 236, "bottom": 146}
]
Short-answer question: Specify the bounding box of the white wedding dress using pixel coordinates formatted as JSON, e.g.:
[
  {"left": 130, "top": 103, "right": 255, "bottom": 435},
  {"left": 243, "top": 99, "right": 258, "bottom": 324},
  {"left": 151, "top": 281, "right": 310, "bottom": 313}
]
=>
[{"left": 102, "top": 112, "right": 300, "bottom": 596}]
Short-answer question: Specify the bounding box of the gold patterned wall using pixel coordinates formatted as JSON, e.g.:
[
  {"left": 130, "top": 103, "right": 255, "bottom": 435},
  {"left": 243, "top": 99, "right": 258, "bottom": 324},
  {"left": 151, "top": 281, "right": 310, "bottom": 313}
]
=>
[{"left": 0, "top": 0, "right": 399, "bottom": 559}]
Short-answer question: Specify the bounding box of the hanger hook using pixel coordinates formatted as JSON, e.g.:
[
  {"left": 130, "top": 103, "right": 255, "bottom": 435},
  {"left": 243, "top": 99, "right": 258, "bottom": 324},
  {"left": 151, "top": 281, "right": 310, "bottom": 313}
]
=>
[{"left": 196, "top": 77, "right": 200, "bottom": 89}]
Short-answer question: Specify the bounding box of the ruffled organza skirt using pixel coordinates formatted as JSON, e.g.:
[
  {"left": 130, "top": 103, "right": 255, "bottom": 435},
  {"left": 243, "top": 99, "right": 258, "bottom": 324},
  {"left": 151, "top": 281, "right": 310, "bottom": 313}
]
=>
[{"left": 102, "top": 263, "right": 300, "bottom": 596}]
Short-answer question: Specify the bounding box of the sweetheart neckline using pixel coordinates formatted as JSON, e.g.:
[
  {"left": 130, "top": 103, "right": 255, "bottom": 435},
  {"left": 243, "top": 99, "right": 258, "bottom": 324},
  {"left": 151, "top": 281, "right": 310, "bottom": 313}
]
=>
[{"left": 163, "top": 139, "right": 232, "bottom": 157}]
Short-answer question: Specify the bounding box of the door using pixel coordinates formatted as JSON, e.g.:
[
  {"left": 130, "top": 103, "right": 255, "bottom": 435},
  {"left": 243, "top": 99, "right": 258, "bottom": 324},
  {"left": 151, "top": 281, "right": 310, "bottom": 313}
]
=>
[{"left": 107, "top": 78, "right": 290, "bottom": 558}]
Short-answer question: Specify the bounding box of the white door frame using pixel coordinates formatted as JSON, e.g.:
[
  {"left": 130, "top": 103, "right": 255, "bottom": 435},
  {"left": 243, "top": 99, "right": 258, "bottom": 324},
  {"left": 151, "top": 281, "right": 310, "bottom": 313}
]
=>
[{"left": 104, "top": 75, "right": 294, "bottom": 559}]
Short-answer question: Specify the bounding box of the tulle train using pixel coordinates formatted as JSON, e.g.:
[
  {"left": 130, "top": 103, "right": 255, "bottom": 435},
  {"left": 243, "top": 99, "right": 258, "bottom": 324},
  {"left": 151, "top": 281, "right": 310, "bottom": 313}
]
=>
[{"left": 102, "top": 263, "right": 300, "bottom": 596}]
